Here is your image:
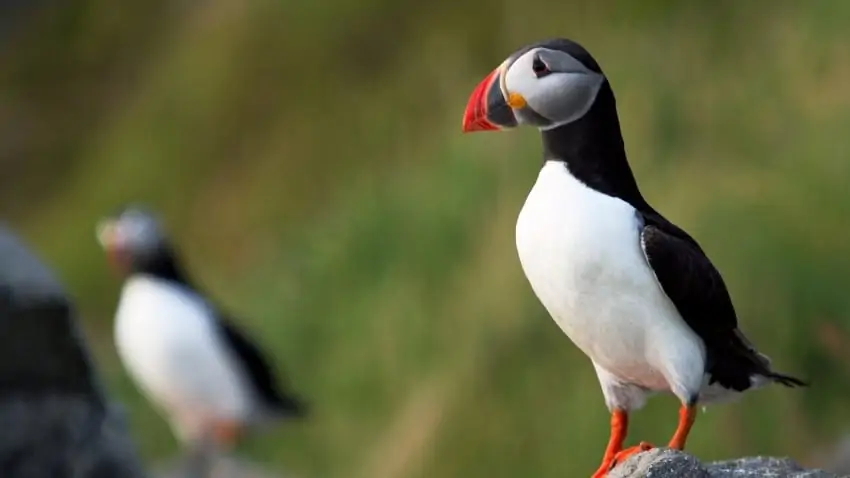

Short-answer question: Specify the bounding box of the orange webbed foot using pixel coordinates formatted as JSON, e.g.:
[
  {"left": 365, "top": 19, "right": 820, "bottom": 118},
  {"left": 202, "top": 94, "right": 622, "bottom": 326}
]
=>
[
  {"left": 591, "top": 442, "right": 653, "bottom": 477},
  {"left": 613, "top": 441, "right": 653, "bottom": 463},
  {"left": 211, "top": 420, "right": 245, "bottom": 450}
]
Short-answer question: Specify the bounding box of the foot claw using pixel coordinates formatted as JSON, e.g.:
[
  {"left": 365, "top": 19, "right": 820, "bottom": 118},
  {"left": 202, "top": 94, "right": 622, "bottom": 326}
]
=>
[{"left": 609, "top": 442, "right": 653, "bottom": 470}]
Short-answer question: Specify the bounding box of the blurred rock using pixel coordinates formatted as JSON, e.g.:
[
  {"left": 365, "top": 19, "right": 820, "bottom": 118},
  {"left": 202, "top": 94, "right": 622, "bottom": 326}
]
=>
[
  {"left": 609, "top": 448, "right": 841, "bottom": 478},
  {"left": 154, "top": 455, "right": 285, "bottom": 478},
  {"left": 0, "top": 225, "right": 147, "bottom": 478}
]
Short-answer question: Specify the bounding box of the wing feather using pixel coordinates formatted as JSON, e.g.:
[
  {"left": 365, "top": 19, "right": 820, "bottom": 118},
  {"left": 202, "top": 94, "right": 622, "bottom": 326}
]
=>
[{"left": 638, "top": 213, "right": 805, "bottom": 390}]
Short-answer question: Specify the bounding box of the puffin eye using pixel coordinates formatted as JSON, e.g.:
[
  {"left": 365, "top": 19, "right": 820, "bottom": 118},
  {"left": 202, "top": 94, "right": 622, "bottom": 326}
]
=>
[{"left": 531, "top": 56, "right": 550, "bottom": 78}]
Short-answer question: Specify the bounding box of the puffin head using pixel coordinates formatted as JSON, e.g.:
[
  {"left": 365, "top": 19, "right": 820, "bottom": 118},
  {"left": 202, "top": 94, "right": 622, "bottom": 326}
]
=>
[
  {"left": 461, "top": 38, "right": 607, "bottom": 133},
  {"left": 96, "top": 205, "right": 168, "bottom": 276}
]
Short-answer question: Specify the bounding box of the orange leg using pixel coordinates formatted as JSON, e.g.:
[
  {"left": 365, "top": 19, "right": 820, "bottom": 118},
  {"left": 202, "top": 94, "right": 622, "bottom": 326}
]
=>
[
  {"left": 591, "top": 409, "right": 628, "bottom": 477},
  {"left": 211, "top": 420, "right": 245, "bottom": 450},
  {"left": 591, "top": 410, "right": 654, "bottom": 478},
  {"left": 668, "top": 404, "right": 697, "bottom": 450}
]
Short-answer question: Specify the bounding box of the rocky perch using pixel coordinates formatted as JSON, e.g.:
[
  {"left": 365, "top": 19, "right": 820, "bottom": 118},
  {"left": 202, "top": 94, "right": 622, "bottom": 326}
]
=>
[
  {"left": 610, "top": 448, "right": 842, "bottom": 478},
  {"left": 0, "top": 225, "right": 293, "bottom": 478},
  {"left": 0, "top": 225, "right": 148, "bottom": 478}
]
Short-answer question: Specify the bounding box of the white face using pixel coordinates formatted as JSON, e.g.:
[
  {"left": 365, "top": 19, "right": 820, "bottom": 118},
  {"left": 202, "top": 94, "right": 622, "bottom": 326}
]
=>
[
  {"left": 502, "top": 47, "right": 605, "bottom": 130},
  {"left": 96, "top": 207, "right": 164, "bottom": 255}
]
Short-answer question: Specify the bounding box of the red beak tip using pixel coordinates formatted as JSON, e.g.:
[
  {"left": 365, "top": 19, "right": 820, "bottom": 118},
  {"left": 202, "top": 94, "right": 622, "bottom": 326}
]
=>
[
  {"left": 461, "top": 68, "right": 501, "bottom": 133},
  {"left": 461, "top": 113, "right": 472, "bottom": 133}
]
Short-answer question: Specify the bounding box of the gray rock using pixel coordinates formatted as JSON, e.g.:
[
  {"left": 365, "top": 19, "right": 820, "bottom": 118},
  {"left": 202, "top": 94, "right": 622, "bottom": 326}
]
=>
[
  {"left": 610, "top": 448, "right": 845, "bottom": 478},
  {"left": 709, "top": 456, "right": 840, "bottom": 477},
  {"left": 608, "top": 447, "right": 709, "bottom": 477},
  {"left": 154, "top": 454, "right": 286, "bottom": 478},
  {"left": 0, "top": 225, "right": 147, "bottom": 478}
]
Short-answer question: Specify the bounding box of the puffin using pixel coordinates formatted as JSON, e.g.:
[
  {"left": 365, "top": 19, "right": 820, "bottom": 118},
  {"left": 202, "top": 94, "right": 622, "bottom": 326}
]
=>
[
  {"left": 460, "top": 38, "right": 806, "bottom": 477},
  {"left": 96, "top": 205, "right": 306, "bottom": 465}
]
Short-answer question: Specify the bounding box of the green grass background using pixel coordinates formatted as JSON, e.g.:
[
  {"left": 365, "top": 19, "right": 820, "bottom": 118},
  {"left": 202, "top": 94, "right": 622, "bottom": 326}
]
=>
[{"left": 2, "top": 1, "right": 850, "bottom": 477}]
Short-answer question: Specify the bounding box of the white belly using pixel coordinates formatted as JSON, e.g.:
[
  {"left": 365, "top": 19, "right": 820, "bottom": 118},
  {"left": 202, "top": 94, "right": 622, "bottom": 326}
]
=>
[
  {"left": 515, "top": 161, "right": 705, "bottom": 393},
  {"left": 114, "top": 275, "right": 253, "bottom": 439}
]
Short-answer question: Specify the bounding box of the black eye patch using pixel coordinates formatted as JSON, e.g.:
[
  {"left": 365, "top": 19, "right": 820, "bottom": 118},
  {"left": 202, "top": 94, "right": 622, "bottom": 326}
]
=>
[{"left": 532, "top": 56, "right": 551, "bottom": 78}]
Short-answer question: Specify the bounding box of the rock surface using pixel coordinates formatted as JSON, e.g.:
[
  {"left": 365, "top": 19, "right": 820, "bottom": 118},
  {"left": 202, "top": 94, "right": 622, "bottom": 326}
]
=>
[
  {"left": 154, "top": 455, "right": 286, "bottom": 478},
  {"left": 610, "top": 448, "right": 845, "bottom": 478},
  {"left": 0, "top": 225, "right": 147, "bottom": 478}
]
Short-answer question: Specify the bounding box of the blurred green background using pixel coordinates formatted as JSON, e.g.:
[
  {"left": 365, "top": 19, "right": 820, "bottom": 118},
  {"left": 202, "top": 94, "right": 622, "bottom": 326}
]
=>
[{"left": 2, "top": 0, "right": 850, "bottom": 476}]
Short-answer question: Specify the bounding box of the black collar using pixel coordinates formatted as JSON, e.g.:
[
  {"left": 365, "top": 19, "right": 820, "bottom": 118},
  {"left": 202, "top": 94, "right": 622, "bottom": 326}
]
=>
[
  {"left": 129, "top": 245, "right": 193, "bottom": 287},
  {"left": 540, "top": 80, "right": 653, "bottom": 214}
]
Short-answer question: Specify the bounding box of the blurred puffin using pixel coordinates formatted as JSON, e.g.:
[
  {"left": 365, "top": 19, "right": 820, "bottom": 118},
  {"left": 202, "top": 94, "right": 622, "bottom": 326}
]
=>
[
  {"left": 461, "top": 38, "right": 806, "bottom": 477},
  {"left": 96, "top": 205, "right": 306, "bottom": 463}
]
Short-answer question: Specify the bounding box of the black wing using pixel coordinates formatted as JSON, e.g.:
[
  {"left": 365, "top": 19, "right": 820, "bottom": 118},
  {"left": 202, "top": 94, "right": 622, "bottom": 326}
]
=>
[
  {"left": 217, "top": 316, "right": 308, "bottom": 417},
  {"left": 638, "top": 212, "right": 805, "bottom": 391}
]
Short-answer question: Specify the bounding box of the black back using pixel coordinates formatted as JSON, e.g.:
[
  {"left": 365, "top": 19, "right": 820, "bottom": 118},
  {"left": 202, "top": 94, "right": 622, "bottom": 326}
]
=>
[
  {"left": 125, "top": 244, "right": 193, "bottom": 286},
  {"left": 217, "top": 314, "right": 307, "bottom": 416},
  {"left": 134, "top": 246, "right": 307, "bottom": 416}
]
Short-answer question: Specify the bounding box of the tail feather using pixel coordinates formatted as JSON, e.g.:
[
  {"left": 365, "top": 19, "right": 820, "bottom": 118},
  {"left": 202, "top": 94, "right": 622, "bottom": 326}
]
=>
[
  {"left": 765, "top": 371, "right": 808, "bottom": 388},
  {"left": 739, "top": 332, "right": 809, "bottom": 389}
]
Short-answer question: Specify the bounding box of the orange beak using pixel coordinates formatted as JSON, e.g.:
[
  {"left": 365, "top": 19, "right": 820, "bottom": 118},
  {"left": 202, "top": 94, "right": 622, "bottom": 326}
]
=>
[
  {"left": 97, "top": 221, "right": 130, "bottom": 275},
  {"left": 461, "top": 64, "right": 524, "bottom": 133},
  {"left": 461, "top": 68, "right": 501, "bottom": 133}
]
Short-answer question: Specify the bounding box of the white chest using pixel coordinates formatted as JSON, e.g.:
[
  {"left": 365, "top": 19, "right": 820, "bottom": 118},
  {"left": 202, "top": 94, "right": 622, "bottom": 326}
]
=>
[
  {"left": 115, "top": 277, "right": 210, "bottom": 386},
  {"left": 514, "top": 161, "right": 700, "bottom": 387},
  {"left": 113, "top": 276, "right": 252, "bottom": 421}
]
